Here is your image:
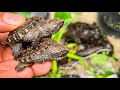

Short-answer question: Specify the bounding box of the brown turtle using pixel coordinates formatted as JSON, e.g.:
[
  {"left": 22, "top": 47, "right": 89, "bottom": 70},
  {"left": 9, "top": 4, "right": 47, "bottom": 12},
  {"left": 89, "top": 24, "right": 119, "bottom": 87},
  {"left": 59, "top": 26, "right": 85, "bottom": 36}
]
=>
[
  {"left": 14, "top": 38, "right": 68, "bottom": 72},
  {"left": 2, "top": 16, "right": 64, "bottom": 58}
]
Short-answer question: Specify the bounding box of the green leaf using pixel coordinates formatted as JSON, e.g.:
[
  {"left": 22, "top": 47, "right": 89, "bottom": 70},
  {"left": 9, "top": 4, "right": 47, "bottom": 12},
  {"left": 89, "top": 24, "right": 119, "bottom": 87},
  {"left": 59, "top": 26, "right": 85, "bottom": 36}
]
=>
[
  {"left": 52, "top": 12, "right": 72, "bottom": 42},
  {"left": 12, "top": 12, "right": 30, "bottom": 18},
  {"left": 75, "top": 12, "right": 81, "bottom": 15},
  {"left": 52, "top": 27, "right": 66, "bottom": 42},
  {"left": 66, "top": 43, "right": 77, "bottom": 48},
  {"left": 94, "top": 70, "right": 113, "bottom": 78},
  {"left": 52, "top": 12, "right": 81, "bottom": 42},
  {"left": 54, "top": 12, "right": 72, "bottom": 23},
  {"left": 66, "top": 52, "right": 88, "bottom": 70},
  {"left": 91, "top": 53, "right": 108, "bottom": 66},
  {"left": 49, "top": 69, "right": 65, "bottom": 78},
  {"left": 54, "top": 12, "right": 72, "bottom": 31},
  {"left": 90, "top": 51, "right": 116, "bottom": 66}
]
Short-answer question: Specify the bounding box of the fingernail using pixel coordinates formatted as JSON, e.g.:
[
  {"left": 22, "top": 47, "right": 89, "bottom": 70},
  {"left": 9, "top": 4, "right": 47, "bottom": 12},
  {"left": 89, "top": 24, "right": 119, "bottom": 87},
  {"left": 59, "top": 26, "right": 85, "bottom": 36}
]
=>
[{"left": 3, "top": 12, "right": 25, "bottom": 26}]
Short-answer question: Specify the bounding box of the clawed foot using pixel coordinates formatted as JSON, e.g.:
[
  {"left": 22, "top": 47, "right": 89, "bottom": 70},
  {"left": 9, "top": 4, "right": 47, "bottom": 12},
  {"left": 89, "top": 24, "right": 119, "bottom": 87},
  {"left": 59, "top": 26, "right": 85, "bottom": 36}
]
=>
[{"left": 15, "top": 62, "right": 30, "bottom": 72}]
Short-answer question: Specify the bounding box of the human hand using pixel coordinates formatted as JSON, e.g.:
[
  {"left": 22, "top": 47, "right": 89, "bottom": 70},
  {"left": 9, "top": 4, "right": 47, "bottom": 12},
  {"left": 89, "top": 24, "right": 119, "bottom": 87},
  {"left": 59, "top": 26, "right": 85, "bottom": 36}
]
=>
[{"left": 0, "top": 12, "right": 52, "bottom": 78}]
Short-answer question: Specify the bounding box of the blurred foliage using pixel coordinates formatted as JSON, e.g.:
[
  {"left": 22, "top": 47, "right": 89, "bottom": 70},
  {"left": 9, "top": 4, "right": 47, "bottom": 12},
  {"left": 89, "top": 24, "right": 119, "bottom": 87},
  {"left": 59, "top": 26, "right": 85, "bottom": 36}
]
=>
[
  {"left": 54, "top": 12, "right": 72, "bottom": 26},
  {"left": 89, "top": 67, "right": 114, "bottom": 78},
  {"left": 90, "top": 51, "right": 116, "bottom": 66},
  {"left": 51, "top": 60, "right": 58, "bottom": 74},
  {"left": 95, "top": 70, "right": 114, "bottom": 78},
  {"left": 52, "top": 12, "right": 81, "bottom": 42},
  {"left": 51, "top": 12, "right": 89, "bottom": 77},
  {"left": 67, "top": 53, "right": 88, "bottom": 70},
  {"left": 87, "top": 51, "right": 116, "bottom": 78},
  {"left": 35, "top": 69, "right": 65, "bottom": 78},
  {"left": 52, "top": 12, "right": 72, "bottom": 42},
  {"left": 12, "top": 12, "right": 30, "bottom": 18},
  {"left": 94, "top": 70, "right": 113, "bottom": 78},
  {"left": 49, "top": 69, "right": 65, "bottom": 78},
  {"left": 67, "top": 43, "right": 78, "bottom": 54},
  {"left": 66, "top": 43, "right": 77, "bottom": 49}
]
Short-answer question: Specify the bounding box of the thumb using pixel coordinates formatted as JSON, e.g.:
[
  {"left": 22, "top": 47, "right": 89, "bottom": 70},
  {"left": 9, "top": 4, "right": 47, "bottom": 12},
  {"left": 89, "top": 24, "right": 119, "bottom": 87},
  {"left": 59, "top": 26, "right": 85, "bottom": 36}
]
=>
[{"left": 0, "top": 12, "right": 26, "bottom": 33}]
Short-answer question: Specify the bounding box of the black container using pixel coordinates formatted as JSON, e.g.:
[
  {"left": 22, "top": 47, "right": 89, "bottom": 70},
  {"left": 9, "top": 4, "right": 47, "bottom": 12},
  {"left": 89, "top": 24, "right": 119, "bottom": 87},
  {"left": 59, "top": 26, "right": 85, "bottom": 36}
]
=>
[{"left": 98, "top": 12, "right": 120, "bottom": 38}]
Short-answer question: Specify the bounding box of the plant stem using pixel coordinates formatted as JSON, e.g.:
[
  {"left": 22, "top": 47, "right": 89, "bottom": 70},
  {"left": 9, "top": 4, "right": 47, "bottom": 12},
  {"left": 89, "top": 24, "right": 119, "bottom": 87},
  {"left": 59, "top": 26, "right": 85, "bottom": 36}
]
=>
[
  {"left": 52, "top": 60, "right": 58, "bottom": 74},
  {"left": 67, "top": 52, "right": 88, "bottom": 70}
]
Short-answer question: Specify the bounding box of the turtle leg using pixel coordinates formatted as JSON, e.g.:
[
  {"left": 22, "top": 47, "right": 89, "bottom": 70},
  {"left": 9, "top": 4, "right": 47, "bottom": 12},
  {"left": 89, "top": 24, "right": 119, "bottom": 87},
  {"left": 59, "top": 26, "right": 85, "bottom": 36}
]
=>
[
  {"left": 12, "top": 43, "right": 22, "bottom": 58},
  {"left": 15, "top": 62, "right": 30, "bottom": 72}
]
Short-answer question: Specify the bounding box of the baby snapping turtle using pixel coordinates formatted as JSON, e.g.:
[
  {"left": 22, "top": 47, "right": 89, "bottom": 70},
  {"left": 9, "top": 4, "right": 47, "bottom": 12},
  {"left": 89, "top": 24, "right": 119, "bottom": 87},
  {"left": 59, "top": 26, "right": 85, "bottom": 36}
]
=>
[
  {"left": 2, "top": 16, "right": 64, "bottom": 46},
  {"left": 2, "top": 16, "right": 68, "bottom": 72},
  {"left": 64, "top": 22, "right": 113, "bottom": 57},
  {"left": 15, "top": 38, "right": 68, "bottom": 72},
  {"left": 2, "top": 16, "right": 64, "bottom": 58}
]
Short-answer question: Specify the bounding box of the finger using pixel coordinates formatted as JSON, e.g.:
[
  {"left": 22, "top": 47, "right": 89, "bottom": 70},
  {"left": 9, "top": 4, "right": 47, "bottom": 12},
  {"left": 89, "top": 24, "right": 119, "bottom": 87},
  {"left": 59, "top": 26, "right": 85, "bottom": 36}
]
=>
[
  {"left": 0, "top": 12, "right": 26, "bottom": 33},
  {"left": 0, "top": 44, "right": 3, "bottom": 62},
  {"left": 2, "top": 47, "right": 14, "bottom": 61},
  {"left": 0, "top": 60, "right": 18, "bottom": 71},
  {"left": 0, "top": 32, "right": 9, "bottom": 42},
  {"left": 31, "top": 61, "right": 52, "bottom": 76},
  {"left": 0, "top": 67, "right": 34, "bottom": 78},
  {"left": 17, "top": 67, "right": 34, "bottom": 78},
  {"left": 0, "top": 60, "right": 34, "bottom": 78}
]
